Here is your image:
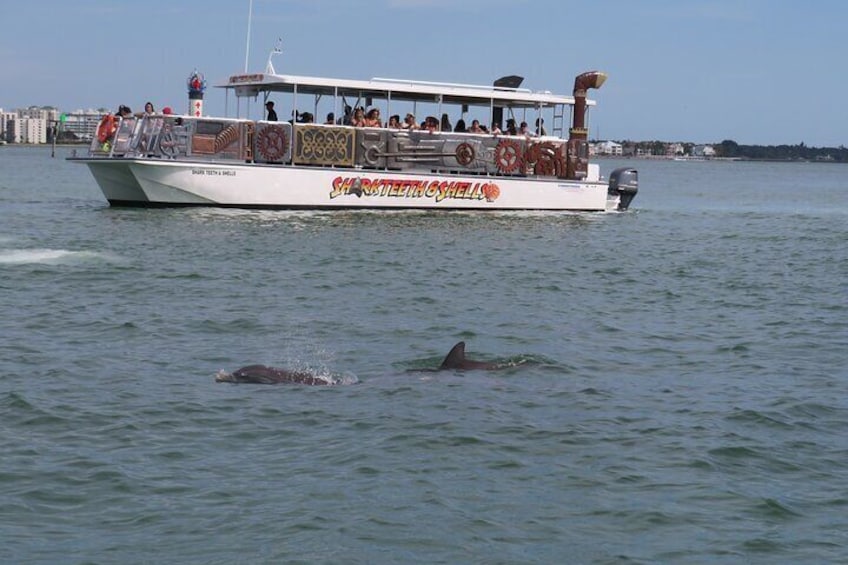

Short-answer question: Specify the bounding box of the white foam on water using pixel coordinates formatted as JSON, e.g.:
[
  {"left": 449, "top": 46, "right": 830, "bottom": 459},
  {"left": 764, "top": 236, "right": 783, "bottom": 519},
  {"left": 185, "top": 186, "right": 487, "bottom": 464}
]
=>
[{"left": 0, "top": 248, "right": 120, "bottom": 265}]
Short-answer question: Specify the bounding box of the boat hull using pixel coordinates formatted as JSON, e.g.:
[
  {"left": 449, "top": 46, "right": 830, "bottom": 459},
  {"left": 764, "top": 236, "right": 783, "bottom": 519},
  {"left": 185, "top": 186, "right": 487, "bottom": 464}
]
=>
[{"left": 74, "top": 158, "right": 623, "bottom": 212}]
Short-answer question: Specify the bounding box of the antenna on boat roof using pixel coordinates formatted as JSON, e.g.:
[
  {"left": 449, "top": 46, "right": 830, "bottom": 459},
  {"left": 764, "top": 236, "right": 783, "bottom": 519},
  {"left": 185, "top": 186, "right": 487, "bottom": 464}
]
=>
[
  {"left": 265, "top": 38, "right": 283, "bottom": 74},
  {"left": 244, "top": 0, "right": 253, "bottom": 72}
]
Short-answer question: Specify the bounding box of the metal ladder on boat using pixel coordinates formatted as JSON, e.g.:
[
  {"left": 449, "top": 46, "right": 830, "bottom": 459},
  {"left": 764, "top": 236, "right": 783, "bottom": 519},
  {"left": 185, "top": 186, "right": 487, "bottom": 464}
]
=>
[{"left": 552, "top": 105, "right": 567, "bottom": 138}]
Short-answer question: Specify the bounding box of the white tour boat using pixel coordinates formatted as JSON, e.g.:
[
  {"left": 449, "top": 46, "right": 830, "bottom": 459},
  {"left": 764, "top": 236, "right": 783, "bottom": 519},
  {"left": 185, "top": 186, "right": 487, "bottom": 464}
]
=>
[{"left": 71, "top": 65, "right": 637, "bottom": 212}]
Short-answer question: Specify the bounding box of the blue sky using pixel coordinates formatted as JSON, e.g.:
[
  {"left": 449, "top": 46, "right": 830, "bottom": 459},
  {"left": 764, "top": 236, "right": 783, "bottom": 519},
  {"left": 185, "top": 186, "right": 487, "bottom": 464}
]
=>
[{"left": 2, "top": 0, "right": 845, "bottom": 146}]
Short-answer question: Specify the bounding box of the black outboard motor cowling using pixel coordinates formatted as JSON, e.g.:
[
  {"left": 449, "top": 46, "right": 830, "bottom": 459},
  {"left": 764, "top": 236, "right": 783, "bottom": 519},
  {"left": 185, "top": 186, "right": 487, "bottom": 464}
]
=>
[{"left": 608, "top": 167, "right": 638, "bottom": 211}]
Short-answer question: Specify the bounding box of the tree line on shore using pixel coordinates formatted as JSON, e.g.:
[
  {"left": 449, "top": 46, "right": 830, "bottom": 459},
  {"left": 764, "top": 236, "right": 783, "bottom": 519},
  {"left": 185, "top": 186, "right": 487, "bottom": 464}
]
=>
[
  {"left": 714, "top": 140, "right": 847, "bottom": 162},
  {"left": 614, "top": 139, "right": 848, "bottom": 162}
]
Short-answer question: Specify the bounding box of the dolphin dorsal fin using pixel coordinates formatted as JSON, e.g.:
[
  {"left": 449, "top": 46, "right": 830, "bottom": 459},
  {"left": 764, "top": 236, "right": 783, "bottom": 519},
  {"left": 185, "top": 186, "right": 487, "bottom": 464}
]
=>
[{"left": 440, "top": 341, "right": 466, "bottom": 369}]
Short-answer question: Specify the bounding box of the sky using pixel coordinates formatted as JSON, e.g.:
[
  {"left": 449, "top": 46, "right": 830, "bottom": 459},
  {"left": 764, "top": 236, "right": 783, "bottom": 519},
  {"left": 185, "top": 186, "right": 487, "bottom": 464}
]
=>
[{"left": 1, "top": 0, "right": 845, "bottom": 146}]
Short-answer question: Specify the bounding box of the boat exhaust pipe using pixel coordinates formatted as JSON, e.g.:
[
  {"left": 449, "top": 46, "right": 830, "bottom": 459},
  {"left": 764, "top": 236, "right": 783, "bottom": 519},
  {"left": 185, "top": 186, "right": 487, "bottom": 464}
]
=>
[
  {"left": 608, "top": 167, "right": 638, "bottom": 211},
  {"left": 566, "top": 71, "right": 607, "bottom": 180}
]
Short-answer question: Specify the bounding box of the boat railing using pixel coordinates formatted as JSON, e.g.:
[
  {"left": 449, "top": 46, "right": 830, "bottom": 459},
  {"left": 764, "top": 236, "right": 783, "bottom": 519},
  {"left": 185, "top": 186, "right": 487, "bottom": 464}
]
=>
[
  {"left": 90, "top": 115, "right": 254, "bottom": 161},
  {"left": 89, "top": 117, "right": 593, "bottom": 180}
]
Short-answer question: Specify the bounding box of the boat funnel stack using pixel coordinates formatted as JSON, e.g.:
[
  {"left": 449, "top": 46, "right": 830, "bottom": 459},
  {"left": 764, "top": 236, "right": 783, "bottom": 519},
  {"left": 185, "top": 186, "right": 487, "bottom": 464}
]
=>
[
  {"left": 566, "top": 71, "right": 607, "bottom": 179},
  {"left": 187, "top": 70, "right": 207, "bottom": 118}
]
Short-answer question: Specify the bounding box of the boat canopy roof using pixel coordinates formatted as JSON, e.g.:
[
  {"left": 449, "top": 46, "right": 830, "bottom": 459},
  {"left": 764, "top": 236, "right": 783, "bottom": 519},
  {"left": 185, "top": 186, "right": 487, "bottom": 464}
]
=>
[{"left": 218, "top": 72, "right": 595, "bottom": 109}]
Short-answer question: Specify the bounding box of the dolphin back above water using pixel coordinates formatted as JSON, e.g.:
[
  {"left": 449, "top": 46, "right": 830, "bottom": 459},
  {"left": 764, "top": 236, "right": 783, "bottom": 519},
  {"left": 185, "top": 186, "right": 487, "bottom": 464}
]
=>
[
  {"left": 215, "top": 364, "right": 340, "bottom": 385},
  {"left": 438, "top": 341, "right": 517, "bottom": 371},
  {"left": 216, "top": 341, "right": 527, "bottom": 384}
]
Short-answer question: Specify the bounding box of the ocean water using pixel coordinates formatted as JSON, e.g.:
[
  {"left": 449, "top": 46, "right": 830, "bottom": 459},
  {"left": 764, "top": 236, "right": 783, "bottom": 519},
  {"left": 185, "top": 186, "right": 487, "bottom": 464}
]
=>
[{"left": 1, "top": 146, "right": 847, "bottom": 564}]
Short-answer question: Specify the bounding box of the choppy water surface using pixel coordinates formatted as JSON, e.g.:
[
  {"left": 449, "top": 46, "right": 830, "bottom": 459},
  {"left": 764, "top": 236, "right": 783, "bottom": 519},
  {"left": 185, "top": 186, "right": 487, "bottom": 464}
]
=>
[{"left": 1, "top": 146, "right": 847, "bottom": 563}]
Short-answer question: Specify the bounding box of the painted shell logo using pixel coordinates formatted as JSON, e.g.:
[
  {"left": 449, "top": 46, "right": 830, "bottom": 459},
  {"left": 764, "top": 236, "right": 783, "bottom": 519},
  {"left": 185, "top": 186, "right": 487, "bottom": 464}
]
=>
[{"left": 482, "top": 183, "right": 500, "bottom": 202}]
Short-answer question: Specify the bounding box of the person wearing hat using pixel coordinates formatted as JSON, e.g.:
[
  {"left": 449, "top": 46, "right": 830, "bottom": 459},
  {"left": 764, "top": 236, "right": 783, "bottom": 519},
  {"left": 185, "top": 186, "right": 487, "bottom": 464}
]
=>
[{"left": 265, "top": 101, "right": 278, "bottom": 122}]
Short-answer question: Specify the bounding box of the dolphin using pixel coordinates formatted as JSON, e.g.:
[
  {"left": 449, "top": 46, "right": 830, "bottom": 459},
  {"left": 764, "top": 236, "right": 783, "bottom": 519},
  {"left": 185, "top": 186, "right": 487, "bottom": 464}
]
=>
[
  {"left": 437, "top": 341, "right": 514, "bottom": 371},
  {"left": 215, "top": 364, "right": 339, "bottom": 385}
]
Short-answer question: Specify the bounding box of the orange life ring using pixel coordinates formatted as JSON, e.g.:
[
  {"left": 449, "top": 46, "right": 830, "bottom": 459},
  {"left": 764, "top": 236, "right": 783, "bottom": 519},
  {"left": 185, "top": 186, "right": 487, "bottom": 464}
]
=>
[
  {"left": 97, "top": 114, "right": 117, "bottom": 143},
  {"left": 256, "top": 125, "right": 288, "bottom": 161}
]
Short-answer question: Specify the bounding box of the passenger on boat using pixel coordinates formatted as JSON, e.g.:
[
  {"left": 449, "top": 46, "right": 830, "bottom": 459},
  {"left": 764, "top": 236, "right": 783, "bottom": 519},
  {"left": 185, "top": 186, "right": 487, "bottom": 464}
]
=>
[
  {"left": 424, "top": 116, "right": 439, "bottom": 132},
  {"left": 351, "top": 107, "right": 366, "bottom": 127},
  {"left": 387, "top": 114, "right": 401, "bottom": 129},
  {"left": 454, "top": 119, "right": 466, "bottom": 133},
  {"left": 535, "top": 117, "right": 547, "bottom": 136},
  {"left": 364, "top": 108, "right": 382, "bottom": 127},
  {"left": 519, "top": 121, "right": 535, "bottom": 137},
  {"left": 324, "top": 112, "right": 335, "bottom": 125},
  {"left": 299, "top": 112, "right": 314, "bottom": 124},
  {"left": 265, "top": 101, "right": 278, "bottom": 121},
  {"left": 468, "top": 119, "right": 484, "bottom": 133},
  {"left": 402, "top": 113, "right": 419, "bottom": 130},
  {"left": 116, "top": 105, "right": 132, "bottom": 118},
  {"left": 505, "top": 119, "right": 517, "bottom": 135},
  {"left": 440, "top": 113, "right": 452, "bottom": 132},
  {"left": 342, "top": 105, "right": 353, "bottom": 125},
  {"left": 490, "top": 122, "right": 502, "bottom": 135},
  {"left": 135, "top": 102, "right": 159, "bottom": 153}
]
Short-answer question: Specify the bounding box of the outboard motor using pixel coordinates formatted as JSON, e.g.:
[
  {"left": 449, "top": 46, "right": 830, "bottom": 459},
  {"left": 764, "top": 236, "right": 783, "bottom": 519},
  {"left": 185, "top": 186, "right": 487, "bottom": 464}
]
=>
[{"left": 608, "top": 167, "right": 638, "bottom": 211}]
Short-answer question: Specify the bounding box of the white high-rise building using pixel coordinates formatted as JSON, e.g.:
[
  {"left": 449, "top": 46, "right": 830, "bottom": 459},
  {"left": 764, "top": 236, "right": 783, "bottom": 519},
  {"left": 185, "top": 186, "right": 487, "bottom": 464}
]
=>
[
  {"left": 8, "top": 118, "right": 48, "bottom": 144},
  {"left": 0, "top": 109, "right": 13, "bottom": 142},
  {"left": 63, "top": 109, "right": 107, "bottom": 141}
]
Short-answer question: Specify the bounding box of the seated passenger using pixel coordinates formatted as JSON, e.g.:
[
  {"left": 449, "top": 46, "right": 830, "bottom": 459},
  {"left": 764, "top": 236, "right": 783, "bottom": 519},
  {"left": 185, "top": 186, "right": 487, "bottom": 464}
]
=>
[
  {"left": 351, "top": 107, "right": 366, "bottom": 127},
  {"left": 468, "top": 119, "right": 484, "bottom": 133},
  {"left": 325, "top": 112, "right": 335, "bottom": 125},
  {"left": 454, "top": 119, "right": 466, "bottom": 133},
  {"left": 363, "top": 108, "right": 382, "bottom": 127},
  {"left": 387, "top": 114, "right": 401, "bottom": 129},
  {"left": 518, "top": 121, "right": 535, "bottom": 137},
  {"left": 535, "top": 117, "right": 547, "bottom": 136},
  {"left": 402, "top": 113, "right": 419, "bottom": 130},
  {"left": 424, "top": 116, "right": 439, "bottom": 132},
  {"left": 490, "top": 122, "right": 502, "bottom": 135},
  {"left": 505, "top": 118, "right": 517, "bottom": 135}
]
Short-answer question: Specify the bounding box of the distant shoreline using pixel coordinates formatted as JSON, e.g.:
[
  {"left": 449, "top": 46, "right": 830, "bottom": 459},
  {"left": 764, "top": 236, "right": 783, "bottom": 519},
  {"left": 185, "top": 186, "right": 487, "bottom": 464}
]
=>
[
  {"left": 594, "top": 155, "right": 845, "bottom": 164},
  {"left": 3, "top": 142, "right": 844, "bottom": 164}
]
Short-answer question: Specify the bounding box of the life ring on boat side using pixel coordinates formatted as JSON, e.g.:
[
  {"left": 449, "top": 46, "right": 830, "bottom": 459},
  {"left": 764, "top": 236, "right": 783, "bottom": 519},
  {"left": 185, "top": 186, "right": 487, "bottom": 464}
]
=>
[
  {"left": 96, "top": 114, "right": 117, "bottom": 143},
  {"left": 494, "top": 139, "right": 523, "bottom": 174},
  {"left": 256, "top": 125, "right": 289, "bottom": 161},
  {"left": 455, "top": 142, "right": 475, "bottom": 166}
]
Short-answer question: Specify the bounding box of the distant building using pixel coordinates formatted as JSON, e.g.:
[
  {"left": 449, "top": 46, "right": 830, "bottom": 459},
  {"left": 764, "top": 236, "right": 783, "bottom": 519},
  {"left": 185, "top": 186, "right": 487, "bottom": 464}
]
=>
[
  {"left": 6, "top": 117, "right": 48, "bottom": 144},
  {"left": 666, "top": 143, "right": 685, "bottom": 156},
  {"left": 0, "top": 106, "right": 67, "bottom": 144},
  {"left": 595, "top": 140, "right": 623, "bottom": 156},
  {"left": 692, "top": 144, "right": 716, "bottom": 158},
  {"left": 62, "top": 109, "right": 107, "bottom": 141},
  {"left": 0, "top": 108, "right": 10, "bottom": 141},
  {"left": 19, "top": 106, "right": 59, "bottom": 122}
]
